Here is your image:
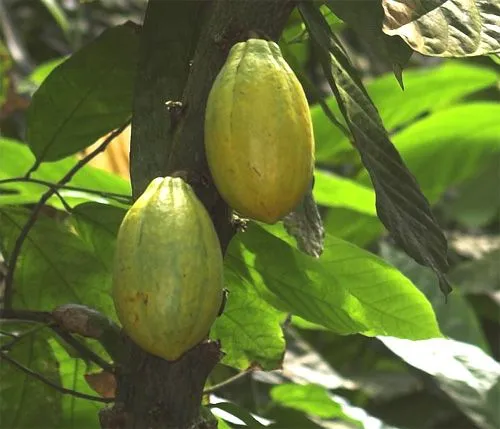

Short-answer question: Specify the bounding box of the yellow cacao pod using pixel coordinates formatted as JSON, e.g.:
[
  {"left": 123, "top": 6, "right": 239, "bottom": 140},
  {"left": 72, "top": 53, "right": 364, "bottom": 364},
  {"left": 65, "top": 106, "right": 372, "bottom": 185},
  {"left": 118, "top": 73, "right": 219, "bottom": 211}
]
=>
[
  {"left": 205, "top": 38, "right": 314, "bottom": 224},
  {"left": 112, "top": 177, "right": 224, "bottom": 361}
]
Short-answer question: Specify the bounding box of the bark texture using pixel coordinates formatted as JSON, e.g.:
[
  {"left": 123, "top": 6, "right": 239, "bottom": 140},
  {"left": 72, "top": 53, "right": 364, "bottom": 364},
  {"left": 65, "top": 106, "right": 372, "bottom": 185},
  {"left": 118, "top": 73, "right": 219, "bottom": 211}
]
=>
[{"left": 103, "top": 1, "right": 294, "bottom": 428}]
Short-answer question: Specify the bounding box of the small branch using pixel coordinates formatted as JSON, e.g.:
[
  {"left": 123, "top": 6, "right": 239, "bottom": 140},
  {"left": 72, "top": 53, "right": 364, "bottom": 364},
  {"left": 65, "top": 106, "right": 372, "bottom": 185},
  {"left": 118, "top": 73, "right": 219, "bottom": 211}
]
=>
[
  {"left": 0, "top": 308, "right": 53, "bottom": 324},
  {"left": 0, "top": 308, "right": 115, "bottom": 372},
  {"left": 51, "top": 327, "right": 114, "bottom": 372},
  {"left": 0, "top": 351, "right": 114, "bottom": 403},
  {"left": 3, "top": 120, "right": 131, "bottom": 309},
  {"left": 0, "top": 321, "right": 52, "bottom": 352},
  {"left": 203, "top": 369, "right": 252, "bottom": 395},
  {"left": 0, "top": 177, "right": 132, "bottom": 205},
  {"left": 52, "top": 304, "right": 124, "bottom": 365}
]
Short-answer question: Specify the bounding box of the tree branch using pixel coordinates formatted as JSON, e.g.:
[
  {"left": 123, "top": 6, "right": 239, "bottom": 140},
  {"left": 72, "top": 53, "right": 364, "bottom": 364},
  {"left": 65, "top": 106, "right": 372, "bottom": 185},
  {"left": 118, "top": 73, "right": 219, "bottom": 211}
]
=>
[{"left": 0, "top": 307, "right": 117, "bottom": 372}]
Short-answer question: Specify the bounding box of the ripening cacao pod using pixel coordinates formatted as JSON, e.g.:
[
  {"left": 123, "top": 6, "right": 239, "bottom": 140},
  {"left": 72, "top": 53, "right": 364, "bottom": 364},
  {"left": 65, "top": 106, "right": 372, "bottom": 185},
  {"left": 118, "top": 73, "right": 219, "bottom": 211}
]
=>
[
  {"left": 112, "top": 177, "right": 224, "bottom": 361},
  {"left": 205, "top": 38, "right": 314, "bottom": 224}
]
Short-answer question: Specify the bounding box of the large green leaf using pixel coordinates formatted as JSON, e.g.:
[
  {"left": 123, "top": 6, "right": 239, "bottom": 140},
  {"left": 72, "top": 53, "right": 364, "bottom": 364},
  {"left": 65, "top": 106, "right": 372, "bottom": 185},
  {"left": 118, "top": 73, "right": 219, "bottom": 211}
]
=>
[
  {"left": 270, "top": 383, "right": 358, "bottom": 422},
  {"left": 300, "top": 2, "right": 450, "bottom": 296},
  {"left": 313, "top": 170, "right": 376, "bottom": 215},
  {"left": 0, "top": 207, "right": 115, "bottom": 319},
  {"left": 0, "top": 138, "right": 130, "bottom": 208},
  {"left": 212, "top": 258, "right": 286, "bottom": 371},
  {"left": 27, "top": 23, "right": 138, "bottom": 162},
  {"left": 373, "top": 103, "right": 500, "bottom": 203},
  {"left": 0, "top": 326, "right": 62, "bottom": 428},
  {"left": 381, "top": 337, "right": 500, "bottom": 429},
  {"left": 269, "top": 383, "right": 403, "bottom": 429},
  {"left": 313, "top": 61, "right": 498, "bottom": 163},
  {"left": 323, "top": 208, "right": 383, "bottom": 248},
  {"left": 379, "top": 243, "right": 489, "bottom": 351},
  {"left": 227, "top": 223, "right": 441, "bottom": 340},
  {"left": 382, "top": 0, "right": 500, "bottom": 57},
  {"left": 321, "top": 102, "right": 499, "bottom": 248}
]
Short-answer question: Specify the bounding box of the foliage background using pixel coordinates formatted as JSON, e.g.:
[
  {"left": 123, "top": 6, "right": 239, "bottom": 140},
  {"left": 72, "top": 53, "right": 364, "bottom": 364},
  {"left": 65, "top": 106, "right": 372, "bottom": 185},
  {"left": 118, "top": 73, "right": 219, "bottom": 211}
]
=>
[{"left": 0, "top": 1, "right": 499, "bottom": 428}]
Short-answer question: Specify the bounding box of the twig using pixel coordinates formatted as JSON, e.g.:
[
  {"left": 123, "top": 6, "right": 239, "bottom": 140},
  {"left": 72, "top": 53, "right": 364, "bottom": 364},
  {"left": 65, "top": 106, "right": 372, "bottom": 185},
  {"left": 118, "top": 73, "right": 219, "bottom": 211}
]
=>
[
  {"left": 203, "top": 370, "right": 252, "bottom": 395},
  {"left": 52, "top": 326, "right": 114, "bottom": 372},
  {"left": 0, "top": 308, "right": 53, "bottom": 324},
  {"left": 3, "top": 120, "right": 131, "bottom": 309},
  {"left": 51, "top": 187, "right": 73, "bottom": 212},
  {"left": 0, "top": 321, "right": 53, "bottom": 352},
  {"left": 0, "top": 177, "right": 132, "bottom": 205},
  {"left": 0, "top": 351, "right": 114, "bottom": 403}
]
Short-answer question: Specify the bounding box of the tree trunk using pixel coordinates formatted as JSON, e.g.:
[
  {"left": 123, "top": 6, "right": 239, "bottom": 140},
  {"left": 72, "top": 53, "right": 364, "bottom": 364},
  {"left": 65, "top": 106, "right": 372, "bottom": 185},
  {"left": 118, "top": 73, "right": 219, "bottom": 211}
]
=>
[{"left": 101, "top": 1, "right": 294, "bottom": 428}]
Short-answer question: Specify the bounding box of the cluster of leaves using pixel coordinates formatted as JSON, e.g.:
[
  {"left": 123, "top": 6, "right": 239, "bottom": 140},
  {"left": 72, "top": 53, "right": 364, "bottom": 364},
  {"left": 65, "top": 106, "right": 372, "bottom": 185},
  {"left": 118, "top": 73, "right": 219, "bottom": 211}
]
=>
[{"left": 0, "top": 1, "right": 499, "bottom": 429}]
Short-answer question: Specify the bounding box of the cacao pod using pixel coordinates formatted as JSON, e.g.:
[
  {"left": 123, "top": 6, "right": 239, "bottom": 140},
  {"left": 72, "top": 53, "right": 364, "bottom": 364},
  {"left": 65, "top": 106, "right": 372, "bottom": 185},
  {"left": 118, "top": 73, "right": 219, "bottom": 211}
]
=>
[
  {"left": 112, "top": 177, "right": 224, "bottom": 361},
  {"left": 205, "top": 38, "right": 314, "bottom": 224}
]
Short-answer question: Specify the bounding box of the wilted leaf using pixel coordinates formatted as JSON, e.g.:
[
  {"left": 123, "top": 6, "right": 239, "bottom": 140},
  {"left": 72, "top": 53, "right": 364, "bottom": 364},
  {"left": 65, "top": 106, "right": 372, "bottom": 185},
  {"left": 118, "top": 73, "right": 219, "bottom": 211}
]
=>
[
  {"left": 326, "top": 0, "right": 412, "bottom": 86},
  {"left": 283, "top": 186, "right": 325, "bottom": 258},
  {"left": 381, "top": 337, "right": 500, "bottom": 429},
  {"left": 84, "top": 371, "right": 116, "bottom": 399},
  {"left": 382, "top": 0, "right": 500, "bottom": 57}
]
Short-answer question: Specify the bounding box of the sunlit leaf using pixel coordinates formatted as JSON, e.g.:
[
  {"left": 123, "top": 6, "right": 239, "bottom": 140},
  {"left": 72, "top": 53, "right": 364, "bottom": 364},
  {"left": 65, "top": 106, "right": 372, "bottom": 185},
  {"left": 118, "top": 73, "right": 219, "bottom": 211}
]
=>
[
  {"left": 381, "top": 337, "right": 500, "bottom": 429},
  {"left": 382, "top": 0, "right": 500, "bottom": 57}
]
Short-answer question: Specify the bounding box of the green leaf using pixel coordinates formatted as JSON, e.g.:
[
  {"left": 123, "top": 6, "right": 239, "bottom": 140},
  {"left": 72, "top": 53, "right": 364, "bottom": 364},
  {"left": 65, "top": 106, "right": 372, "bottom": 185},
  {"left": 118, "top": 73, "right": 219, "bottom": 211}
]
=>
[
  {"left": 270, "top": 384, "right": 356, "bottom": 421},
  {"left": 215, "top": 417, "right": 233, "bottom": 429},
  {"left": 379, "top": 243, "right": 489, "bottom": 352},
  {"left": 0, "top": 325, "right": 62, "bottom": 428},
  {"left": 0, "top": 206, "right": 116, "bottom": 319},
  {"left": 27, "top": 23, "right": 139, "bottom": 162},
  {"left": 212, "top": 252, "right": 286, "bottom": 370},
  {"left": 300, "top": 2, "right": 451, "bottom": 296},
  {"left": 382, "top": 0, "right": 500, "bottom": 57},
  {"left": 27, "top": 57, "right": 68, "bottom": 87},
  {"left": 323, "top": 208, "right": 383, "bottom": 248},
  {"left": 381, "top": 337, "right": 500, "bottom": 429},
  {"left": 313, "top": 61, "right": 498, "bottom": 163},
  {"left": 313, "top": 170, "right": 376, "bottom": 215},
  {"left": 378, "top": 103, "right": 500, "bottom": 204},
  {"left": 228, "top": 223, "right": 441, "bottom": 340},
  {"left": 0, "top": 137, "right": 131, "bottom": 207}
]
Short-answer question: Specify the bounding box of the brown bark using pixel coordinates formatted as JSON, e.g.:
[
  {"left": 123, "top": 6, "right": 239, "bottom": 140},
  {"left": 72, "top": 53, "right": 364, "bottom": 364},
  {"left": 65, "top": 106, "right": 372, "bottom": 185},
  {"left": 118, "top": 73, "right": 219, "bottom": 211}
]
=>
[{"left": 103, "top": 1, "right": 294, "bottom": 428}]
